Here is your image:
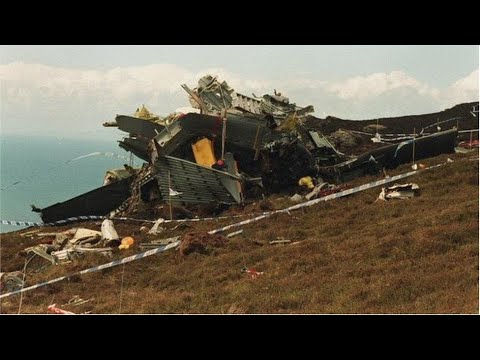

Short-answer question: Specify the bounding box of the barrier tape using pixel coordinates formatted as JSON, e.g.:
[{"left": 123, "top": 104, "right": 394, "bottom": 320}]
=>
[
  {"left": 349, "top": 116, "right": 465, "bottom": 139},
  {"left": 422, "top": 117, "right": 463, "bottom": 131},
  {"left": 1, "top": 216, "right": 106, "bottom": 227},
  {"left": 0, "top": 241, "right": 180, "bottom": 299},
  {"left": 1, "top": 212, "right": 270, "bottom": 228},
  {"left": 207, "top": 162, "right": 445, "bottom": 234},
  {"left": 458, "top": 129, "right": 479, "bottom": 133}
]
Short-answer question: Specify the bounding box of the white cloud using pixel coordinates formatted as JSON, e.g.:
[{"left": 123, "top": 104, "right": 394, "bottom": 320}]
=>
[
  {"left": 327, "top": 70, "right": 438, "bottom": 101},
  {"left": 442, "top": 69, "right": 479, "bottom": 106}
]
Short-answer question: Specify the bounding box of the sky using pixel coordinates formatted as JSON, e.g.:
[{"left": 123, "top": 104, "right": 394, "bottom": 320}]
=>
[{"left": 0, "top": 45, "right": 478, "bottom": 140}]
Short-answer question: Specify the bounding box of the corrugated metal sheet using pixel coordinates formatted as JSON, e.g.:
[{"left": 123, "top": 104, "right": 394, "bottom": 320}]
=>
[{"left": 154, "top": 156, "right": 243, "bottom": 204}]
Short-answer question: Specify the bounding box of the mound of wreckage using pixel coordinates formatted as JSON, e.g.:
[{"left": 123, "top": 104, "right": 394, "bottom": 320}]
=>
[{"left": 33, "top": 75, "right": 461, "bottom": 224}]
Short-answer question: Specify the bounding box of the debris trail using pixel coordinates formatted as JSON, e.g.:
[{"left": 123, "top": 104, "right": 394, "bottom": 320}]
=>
[{"left": 1, "top": 152, "right": 129, "bottom": 191}]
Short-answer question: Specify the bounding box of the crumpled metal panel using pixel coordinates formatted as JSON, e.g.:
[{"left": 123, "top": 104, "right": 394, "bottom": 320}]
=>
[
  {"left": 309, "top": 131, "right": 332, "bottom": 148},
  {"left": 38, "top": 177, "right": 132, "bottom": 223},
  {"left": 118, "top": 137, "right": 150, "bottom": 161},
  {"left": 154, "top": 156, "right": 243, "bottom": 204},
  {"left": 115, "top": 115, "right": 164, "bottom": 139},
  {"left": 333, "top": 128, "right": 457, "bottom": 182},
  {"left": 185, "top": 75, "right": 314, "bottom": 121}
]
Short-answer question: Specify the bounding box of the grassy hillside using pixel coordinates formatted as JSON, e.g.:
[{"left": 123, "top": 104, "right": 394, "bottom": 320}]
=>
[{"left": 1, "top": 151, "right": 478, "bottom": 314}]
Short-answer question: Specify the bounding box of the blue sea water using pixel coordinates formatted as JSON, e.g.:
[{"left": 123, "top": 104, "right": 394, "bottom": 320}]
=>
[{"left": 0, "top": 134, "right": 135, "bottom": 233}]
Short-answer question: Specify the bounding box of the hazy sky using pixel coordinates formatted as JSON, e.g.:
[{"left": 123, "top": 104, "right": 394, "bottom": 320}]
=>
[{"left": 0, "top": 45, "right": 478, "bottom": 139}]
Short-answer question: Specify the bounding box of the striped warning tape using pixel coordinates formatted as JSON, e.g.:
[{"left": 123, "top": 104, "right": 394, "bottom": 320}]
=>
[
  {"left": 0, "top": 241, "right": 180, "bottom": 299},
  {"left": 1, "top": 216, "right": 106, "bottom": 227},
  {"left": 422, "top": 117, "right": 463, "bottom": 131},
  {"left": 207, "top": 162, "right": 446, "bottom": 234},
  {"left": 0, "top": 212, "right": 269, "bottom": 228}
]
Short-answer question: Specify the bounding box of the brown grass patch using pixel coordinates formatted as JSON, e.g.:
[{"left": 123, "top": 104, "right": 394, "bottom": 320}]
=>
[{"left": 178, "top": 232, "right": 228, "bottom": 256}]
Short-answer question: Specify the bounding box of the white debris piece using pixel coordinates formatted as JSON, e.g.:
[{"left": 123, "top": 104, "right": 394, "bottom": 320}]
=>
[
  {"left": 290, "top": 194, "right": 303, "bottom": 203},
  {"left": 305, "top": 182, "right": 327, "bottom": 200},
  {"left": 101, "top": 219, "right": 119, "bottom": 246},
  {"left": 378, "top": 183, "right": 420, "bottom": 201},
  {"left": 148, "top": 218, "right": 165, "bottom": 235}
]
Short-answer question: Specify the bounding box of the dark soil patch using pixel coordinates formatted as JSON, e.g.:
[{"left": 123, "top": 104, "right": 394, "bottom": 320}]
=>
[{"left": 179, "top": 232, "right": 228, "bottom": 256}]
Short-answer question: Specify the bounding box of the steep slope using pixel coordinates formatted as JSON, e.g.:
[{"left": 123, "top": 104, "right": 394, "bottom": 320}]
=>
[{"left": 1, "top": 151, "right": 478, "bottom": 314}]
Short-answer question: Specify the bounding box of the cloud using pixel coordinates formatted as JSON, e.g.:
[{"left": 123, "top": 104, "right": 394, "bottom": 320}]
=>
[
  {"left": 442, "top": 69, "right": 479, "bottom": 106},
  {"left": 327, "top": 70, "right": 438, "bottom": 101},
  {"left": 0, "top": 62, "right": 478, "bottom": 138}
]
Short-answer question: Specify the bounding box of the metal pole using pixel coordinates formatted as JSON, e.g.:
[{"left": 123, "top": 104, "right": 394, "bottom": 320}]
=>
[
  {"left": 412, "top": 127, "right": 416, "bottom": 166},
  {"left": 168, "top": 170, "right": 173, "bottom": 221},
  {"left": 221, "top": 109, "right": 227, "bottom": 160},
  {"left": 470, "top": 130, "right": 473, "bottom": 146},
  {"left": 17, "top": 259, "right": 29, "bottom": 314}
]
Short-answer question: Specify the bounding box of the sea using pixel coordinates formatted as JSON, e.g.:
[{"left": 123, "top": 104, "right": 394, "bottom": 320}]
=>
[{"left": 0, "top": 134, "right": 136, "bottom": 233}]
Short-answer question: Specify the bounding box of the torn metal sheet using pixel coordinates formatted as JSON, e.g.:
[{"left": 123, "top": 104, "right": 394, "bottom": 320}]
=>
[
  {"left": 148, "top": 218, "right": 165, "bottom": 235},
  {"left": 185, "top": 75, "right": 314, "bottom": 123},
  {"left": 114, "top": 114, "right": 164, "bottom": 139},
  {"left": 51, "top": 249, "right": 75, "bottom": 264},
  {"left": 309, "top": 130, "right": 332, "bottom": 148},
  {"left": 0, "top": 271, "right": 24, "bottom": 292},
  {"left": 140, "top": 236, "right": 181, "bottom": 249},
  {"left": 71, "top": 229, "right": 102, "bottom": 243},
  {"left": 332, "top": 128, "right": 457, "bottom": 182},
  {"left": 118, "top": 137, "right": 151, "bottom": 161},
  {"left": 24, "top": 244, "right": 58, "bottom": 265},
  {"left": 154, "top": 156, "right": 243, "bottom": 204},
  {"left": 37, "top": 177, "right": 132, "bottom": 223},
  {"left": 378, "top": 183, "right": 420, "bottom": 201},
  {"left": 104, "top": 168, "right": 133, "bottom": 186}
]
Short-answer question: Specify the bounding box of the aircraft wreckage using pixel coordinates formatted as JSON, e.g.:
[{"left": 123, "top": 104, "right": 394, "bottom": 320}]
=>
[{"left": 35, "top": 75, "right": 458, "bottom": 223}]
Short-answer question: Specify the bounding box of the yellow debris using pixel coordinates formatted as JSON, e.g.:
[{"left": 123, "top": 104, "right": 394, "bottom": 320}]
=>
[
  {"left": 119, "top": 236, "right": 135, "bottom": 250},
  {"left": 298, "top": 176, "right": 315, "bottom": 189},
  {"left": 134, "top": 105, "right": 159, "bottom": 121},
  {"left": 191, "top": 138, "right": 216, "bottom": 167}
]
